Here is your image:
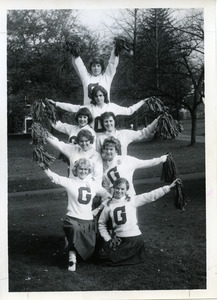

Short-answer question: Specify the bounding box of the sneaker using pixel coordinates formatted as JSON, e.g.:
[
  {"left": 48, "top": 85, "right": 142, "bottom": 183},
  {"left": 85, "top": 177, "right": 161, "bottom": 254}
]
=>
[{"left": 68, "top": 261, "right": 76, "bottom": 272}]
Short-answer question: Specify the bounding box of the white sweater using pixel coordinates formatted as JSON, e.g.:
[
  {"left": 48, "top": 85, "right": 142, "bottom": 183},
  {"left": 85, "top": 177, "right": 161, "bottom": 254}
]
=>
[
  {"left": 72, "top": 48, "right": 119, "bottom": 105},
  {"left": 56, "top": 100, "right": 145, "bottom": 132},
  {"left": 102, "top": 154, "right": 167, "bottom": 196},
  {"left": 51, "top": 121, "right": 96, "bottom": 148},
  {"left": 45, "top": 169, "right": 111, "bottom": 220},
  {"left": 46, "top": 135, "right": 103, "bottom": 183},
  {"left": 98, "top": 185, "right": 170, "bottom": 241},
  {"left": 96, "top": 118, "right": 158, "bottom": 155}
]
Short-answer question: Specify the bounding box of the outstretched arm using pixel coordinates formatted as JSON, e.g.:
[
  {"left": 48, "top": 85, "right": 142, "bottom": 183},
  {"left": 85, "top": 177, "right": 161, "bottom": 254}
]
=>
[
  {"left": 133, "top": 117, "right": 160, "bottom": 141},
  {"left": 51, "top": 120, "right": 74, "bottom": 137},
  {"left": 128, "top": 154, "right": 168, "bottom": 171},
  {"left": 134, "top": 178, "right": 180, "bottom": 207},
  {"left": 104, "top": 46, "right": 119, "bottom": 80},
  {"left": 71, "top": 56, "right": 89, "bottom": 84},
  {"left": 45, "top": 133, "right": 72, "bottom": 158},
  {"left": 110, "top": 98, "right": 149, "bottom": 117},
  {"left": 44, "top": 168, "right": 69, "bottom": 188},
  {"left": 120, "top": 117, "right": 160, "bottom": 147},
  {"left": 45, "top": 98, "right": 82, "bottom": 113}
]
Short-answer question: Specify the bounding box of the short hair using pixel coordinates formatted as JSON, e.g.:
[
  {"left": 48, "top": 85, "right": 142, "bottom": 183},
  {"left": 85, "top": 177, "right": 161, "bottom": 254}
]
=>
[
  {"left": 75, "top": 107, "right": 93, "bottom": 125},
  {"left": 72, "top": 158, "right": 92, "bottom": 177},
  {"left": 100, "top": 111, "right": 117, "bottom": 131},
  {"left": 102, "top": 136, "right": 121, "bottom": 154},
  {"left": 113, "top": 178, "right": 130, "bottom": 191},
  {"left": 76, "top": 129, "right": 95, "bottom": 144},
  {"left": 89, "top": 57, "right": 105, "bottom": 73},
  {"left": 90, "top": 85, "right": 109, "bottom": 105}
]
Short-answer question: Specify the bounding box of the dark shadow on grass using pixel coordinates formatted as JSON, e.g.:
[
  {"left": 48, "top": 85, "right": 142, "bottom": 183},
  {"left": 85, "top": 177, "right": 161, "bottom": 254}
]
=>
[
  {"left": 8, "top": 230, "right": 206, "bottom": 291},
  {"left": 8, "top": 232, "right": 68, "bottom": 270}
]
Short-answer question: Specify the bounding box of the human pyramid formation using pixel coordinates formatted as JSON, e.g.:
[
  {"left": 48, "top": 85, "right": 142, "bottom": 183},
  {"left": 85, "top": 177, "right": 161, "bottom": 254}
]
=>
[{"left": 31, "top": 36, "right": 185, "bottom": 272}]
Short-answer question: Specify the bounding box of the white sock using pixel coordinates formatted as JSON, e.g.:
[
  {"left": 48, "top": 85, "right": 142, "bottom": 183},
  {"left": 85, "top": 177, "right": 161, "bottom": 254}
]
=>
[{"left": 69, "top": 250, "right": 76, "bottom": 263}]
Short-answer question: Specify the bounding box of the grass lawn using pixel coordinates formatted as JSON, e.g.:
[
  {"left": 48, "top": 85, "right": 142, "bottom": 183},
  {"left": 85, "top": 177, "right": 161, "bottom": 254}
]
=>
[
  {"left": 8, "top": 177, "right": 205, "bottom": 292},
  {"left": 8, "top": 119, "right": 205, "bottom": 193},
  {"left": 7, "top": 117, "right": 206, "bottom": 292}
]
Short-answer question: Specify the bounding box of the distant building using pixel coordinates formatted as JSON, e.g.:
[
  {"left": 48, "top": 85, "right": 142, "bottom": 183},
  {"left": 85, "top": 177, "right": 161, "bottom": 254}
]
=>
[{"left": 23, "top": 104, "right": 32, "bottom": 134}]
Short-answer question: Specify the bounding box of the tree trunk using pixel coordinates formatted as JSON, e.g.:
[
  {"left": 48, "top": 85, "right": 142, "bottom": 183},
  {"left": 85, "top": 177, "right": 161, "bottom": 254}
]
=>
[{"left": 190, "top": 109, "right": 197, "bottom": 146}]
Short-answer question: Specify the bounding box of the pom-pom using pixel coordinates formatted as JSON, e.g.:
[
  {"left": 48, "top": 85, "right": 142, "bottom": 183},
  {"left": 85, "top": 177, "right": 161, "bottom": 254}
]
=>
[
  {"left": 174, "top": 180, "right": 186, "bottom": 210},
  {"left": 161, "top": 153, "right": 179, "bottom": 183},
  {"left": 155, "top": 112, "right": 183, "bottom": 139},
  {"left": 31, "top": 122, "right": 49, "bottom": 145},
  {"left": 114, "top": 36, "right": 132, "bottom": 56},
  {"left": 63, "top": 37, "right": 82, "bottom": 57},
  {"left": 33, "top": 145, "right": 56, "bottom": 170}
]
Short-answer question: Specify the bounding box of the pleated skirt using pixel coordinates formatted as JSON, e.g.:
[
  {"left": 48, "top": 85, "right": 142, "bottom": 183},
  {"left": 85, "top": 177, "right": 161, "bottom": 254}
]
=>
[
  {"left": 62, "top": 216, "right": 96, "bottom": 261},
  {"left": 98, "top": 235, "right": 146, "bottom": 266}
]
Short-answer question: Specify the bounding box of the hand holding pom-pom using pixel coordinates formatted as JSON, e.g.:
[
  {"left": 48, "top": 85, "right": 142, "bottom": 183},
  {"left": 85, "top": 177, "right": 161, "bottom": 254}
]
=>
[
  {"left": 63, "top": 37, "right": 82, "bottom": 58},
  {"left": 107, "top": 236, "right": 122, "bottom": 251},
  {"left": 114, "top": 36, "right": 133, "bottom": 56}
]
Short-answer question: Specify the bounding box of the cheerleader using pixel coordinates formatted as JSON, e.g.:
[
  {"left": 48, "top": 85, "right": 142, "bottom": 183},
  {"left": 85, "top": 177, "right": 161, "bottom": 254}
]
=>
[
  {"left": 48, "top": 107, "right": 96, "bottom": 146},
  {"left": 98, "top": 177, "right": 179, "bottom": 266},
  {"left": 45, "top": 129, "right": 103, "bottom": 183},
  {"left": 46, "top": 85, "right": 147, "bottom": 132},
  {"left": 101, "top": 136, "right": 168, "bottom": 196},
  {"left": 96, "top": 111, "right": 160, "bottom": 155},
  {"left": 71, "top": 43, "right": 119, "bottom": 105},
  {"left": 41, "top": 158, "right": 111, "bottom": 271}
]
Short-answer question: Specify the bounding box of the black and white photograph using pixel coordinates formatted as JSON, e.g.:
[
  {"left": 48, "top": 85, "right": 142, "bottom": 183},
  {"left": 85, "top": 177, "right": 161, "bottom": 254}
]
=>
[{"left": 1, "top": 0, "right": 216, "bottom": 299}]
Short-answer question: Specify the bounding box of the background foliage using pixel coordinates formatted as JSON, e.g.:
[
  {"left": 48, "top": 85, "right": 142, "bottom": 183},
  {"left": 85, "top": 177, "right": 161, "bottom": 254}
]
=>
[{"left": 7, "top": 8, "right": 204, "bottom": 144}]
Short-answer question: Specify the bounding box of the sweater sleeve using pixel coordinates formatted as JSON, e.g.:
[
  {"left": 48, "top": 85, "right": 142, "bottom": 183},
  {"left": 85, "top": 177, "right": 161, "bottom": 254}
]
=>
[
  {"left": 130, "top": 118, "right": 158, "bottom": 142},
  {"left": 95, "top": 134, "right": 105, "bottom": 153},
  {"left": 110, "top": 100, "right": 145, "bottom": 116},
  {"left": 46, "top": 135, "right": 73, "bottom": 158},
  {"left": 104, "top": 48, "right": 119, "bottom": 81},
  {"left": 56, "top": 101, "right": 82, "bottom": 113},
  {"left": 93, "top": 164, "right": 103, "bottom": 184},
  {"left": 134, "top": 186, "right": 171, "bottom": 207},
  {"left": 71, "top": 56, "right": 89, "bottom": 84},
  {"left": 52, "top": 121, "right": 74, "bottom": 136},
  {"left": 102, "top": 175, "right": 113, "bottom": 193},
  {"left": 44, "top": 169, "right": 70, "bottom": 188},
  {"left": 94, "top": 182, "right": 112, "bottom": 200},
  {"left": 98, "top": 206, "right": 112, "bottom": 242},
  {"left": 128, "top": 154, "right": 167, "bottom": 170}
]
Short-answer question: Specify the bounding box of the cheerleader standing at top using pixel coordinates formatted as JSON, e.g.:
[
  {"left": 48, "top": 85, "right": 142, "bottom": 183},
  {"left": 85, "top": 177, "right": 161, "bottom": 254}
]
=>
[
  {"left": 98, "top": 177, "right": 179, "bottom": 266},
  {"left": 70, "top": 42, "right": 119, "bottom": 106}
]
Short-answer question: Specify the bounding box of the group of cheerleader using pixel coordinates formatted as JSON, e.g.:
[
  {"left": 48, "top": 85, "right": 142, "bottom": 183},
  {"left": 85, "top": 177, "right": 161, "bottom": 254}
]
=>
[{"left": 37, "top": 39, "right": 180, "bottom": 272}]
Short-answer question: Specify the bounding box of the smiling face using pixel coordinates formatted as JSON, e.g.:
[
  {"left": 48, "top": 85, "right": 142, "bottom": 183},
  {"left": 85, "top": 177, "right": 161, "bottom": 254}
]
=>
[
  {"left": 113, "top": 182, "right": 127, "bottom": 199},
  {"left": 77, "top": 115, "right": 88, "bottom": 128},
  {"left": 103, "top": 116, "right": 115, "bottom": 132},
  {"left": 91, "top": 63, "right": 102, "bottom": 76},
  {"left": 102, "top": 143, "right": 117, "bottom": 161},
  {"left": 76, "top": 165, "right": 90, "bottom": 179},
  {"left": 78, "top": 136, "right": 92, "bottom": 151}
]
